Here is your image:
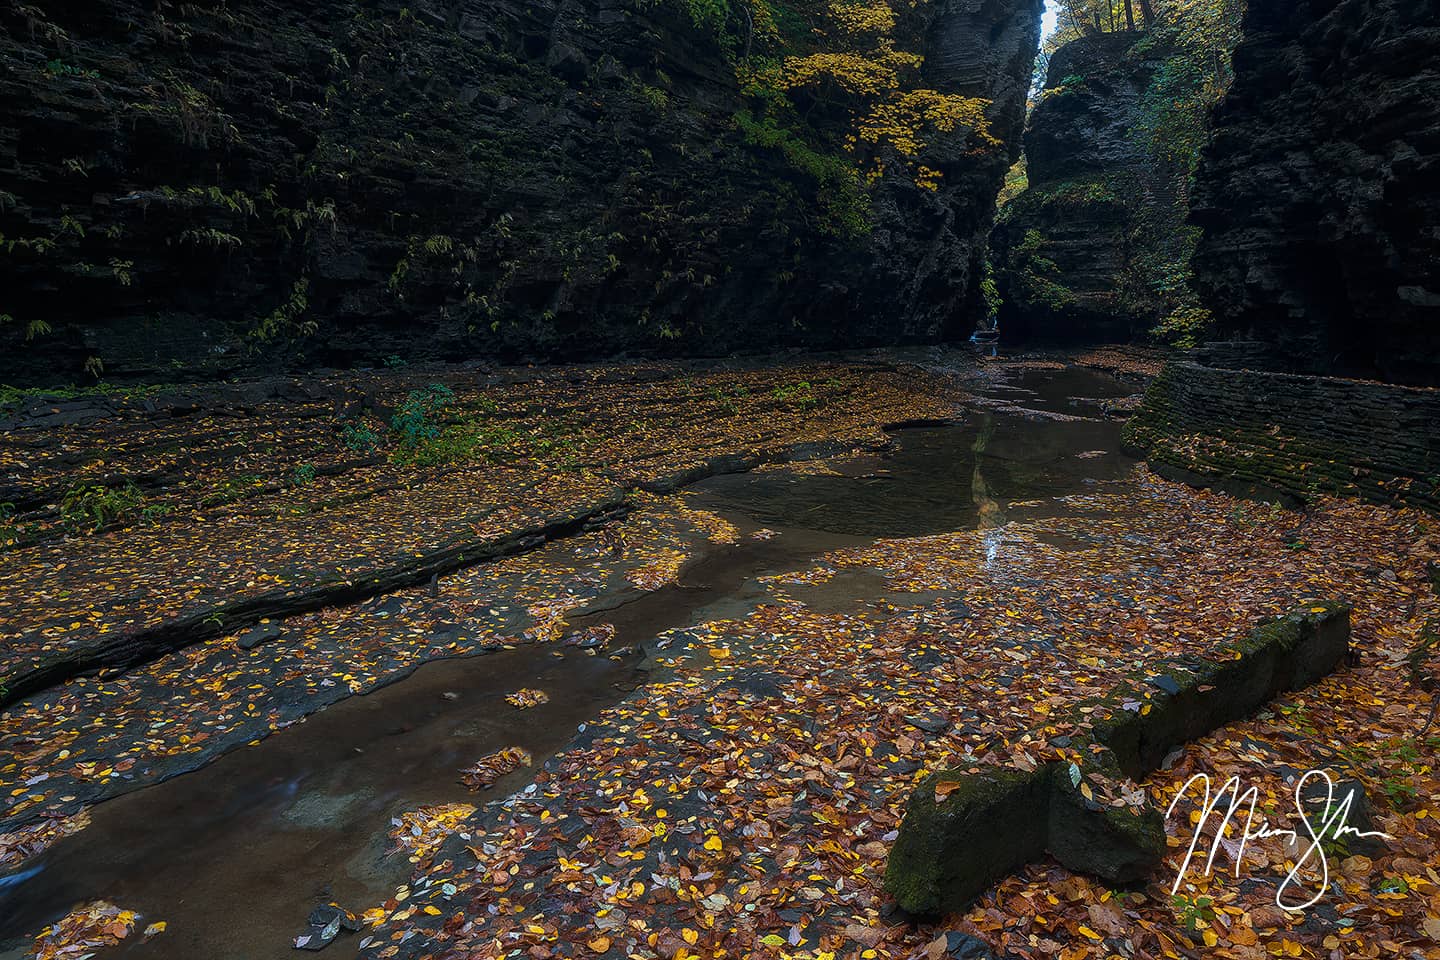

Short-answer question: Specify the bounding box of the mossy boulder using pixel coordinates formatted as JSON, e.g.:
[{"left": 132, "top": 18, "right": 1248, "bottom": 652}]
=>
[
  {"left": 884, "top": 768, "right": 1049, "bottom": 916},
  {"left": 1045, "top": 755, "right": 1165, "bottom": 884}
]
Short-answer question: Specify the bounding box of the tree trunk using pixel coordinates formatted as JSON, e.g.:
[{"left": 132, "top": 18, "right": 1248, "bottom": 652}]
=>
[
  {"left": 1124, "top": 0, "right": 1136, "bottom": 31},
  {"left": 1138, "top": 0, "right": 1155, "bottom": 24}
]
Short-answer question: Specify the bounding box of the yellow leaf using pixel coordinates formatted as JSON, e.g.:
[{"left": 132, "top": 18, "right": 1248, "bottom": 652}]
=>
[
  {"left": 1078, "top": 925, "right": 1102, "bottom": 941},
  {"left": 683, "top": 928, "right": 699, "bottom": 945},
  {"left": 422, "top": 905, "right": 441, "bottom": 915},
  {"left": 1202, "top": 929, "right": 1218, "bottom": 947},
  {"left": 587, "top": 935, "right": 611, "bottom": 953},
  {"left": 703, "top": 834, "right": 723, "bottom": 852}
]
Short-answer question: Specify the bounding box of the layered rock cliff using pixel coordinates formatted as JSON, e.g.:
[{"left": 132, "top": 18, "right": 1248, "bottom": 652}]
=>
[
  {"left": 990, "top": 22, "right": 1223, "bottom": 347},
  {"left": 0, "top": 0, "right": 1041, "bottom": 383},
  {"left": 1190, "top": 0, "right": 1440, "bottom": 385},
  {"left": 991, "top": 32, "right": 1161, "bottom": 344}
]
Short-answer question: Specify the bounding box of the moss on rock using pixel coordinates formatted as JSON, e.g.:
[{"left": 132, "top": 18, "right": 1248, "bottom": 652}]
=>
[{"left": 883, "top": 603, "right": 1352, "bottom": 914}]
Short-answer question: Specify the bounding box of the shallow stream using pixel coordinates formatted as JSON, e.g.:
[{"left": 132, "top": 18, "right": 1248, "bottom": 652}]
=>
[{"left": 0, "top": 366, "right": 1140, "bottom": 959}]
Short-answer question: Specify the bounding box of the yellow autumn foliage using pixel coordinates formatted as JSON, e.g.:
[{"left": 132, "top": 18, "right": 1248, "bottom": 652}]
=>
[
  {"left": 853, "top": 89, "right": 997, "bottom": 157},
  {"left": 826, "top": 0, "right": 897, "bottom": 36},
  {"left": 736, "top": 0, "right": 999, "bottom": 193},
  {"left": 778, "top": 46, "right": 921, "bottom": 97}
]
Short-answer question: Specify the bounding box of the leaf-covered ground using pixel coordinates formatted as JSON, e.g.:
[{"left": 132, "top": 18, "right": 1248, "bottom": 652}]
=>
[
  {"left": 0, "top": 490, "right": 755, "bottom": 831},
  {"left": 0, "top": 361, "right": 957, "bottom": 698},
  {"left": 5, "top": 355, "right": 1438, "bottom": 960},
  {"left": 347, "top": 475, "right": 1440, "bottom": 960}
]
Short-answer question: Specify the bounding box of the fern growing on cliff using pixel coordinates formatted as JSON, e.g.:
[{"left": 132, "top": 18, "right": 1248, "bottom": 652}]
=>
[{"left": 250, "top": 276, "right": 314, "bottom": 343}]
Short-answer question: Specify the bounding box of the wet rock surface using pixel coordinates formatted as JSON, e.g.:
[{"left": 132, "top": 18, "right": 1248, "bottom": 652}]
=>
[{"left": 293, "top": 903, "right": 360, "bottom": 951}]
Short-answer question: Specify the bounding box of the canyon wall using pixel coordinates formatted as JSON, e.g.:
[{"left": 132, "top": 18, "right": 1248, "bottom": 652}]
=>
[
  {"left": 0, "top": 0, "right": 1042, "bottom": 383},
  {"left": 1125, "top": 361, "right": 1440, "bottom": 512},
  {"left": 990, "top": 24, "right": 1215, "bottom": 347},
  {"left": 991, "top": 32, "right": 1165, "bottom": 344},
  {"left": 1189, "top": 0, "right": 1440, "bottom": 385}
]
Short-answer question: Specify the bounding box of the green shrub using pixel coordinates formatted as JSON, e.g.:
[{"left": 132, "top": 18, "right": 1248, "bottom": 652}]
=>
[
  {"left": 1010, "top": 229, "right": 1076, "bottom": 312},
  {"left": 391, "top": 384, "right": 455, "bottom": 448},
  {"left": 981, "top": 257, "right": 1002, "bottom": 323},
  {"left": 771, "top": 380, "right": 819, "bottom": 412}
]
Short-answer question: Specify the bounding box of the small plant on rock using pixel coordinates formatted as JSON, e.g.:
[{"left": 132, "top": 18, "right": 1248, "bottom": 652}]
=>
[
  {"left": 0, "top": 501, "right": 19, "bottom": 548},
  {"left": 771, "top": 380, "right": 819, "bottom": 412},
  {"left": 391, "top": 384, "right": 455, "bottom": 448},
  {"left": 60, "top": 481, "right": 146, "bottom": 533},
  {"left": 1170, "top": 892, "right": 1216, "bottom": 934},
  {"left": 339, "top": 421, "right": 381, "bottom": 454},
  {"left": 201, "top": 473, "right": 263, "bottom": 506}
]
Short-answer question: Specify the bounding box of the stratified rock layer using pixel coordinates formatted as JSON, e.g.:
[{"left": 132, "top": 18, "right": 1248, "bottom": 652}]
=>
[
  {"left": 0, "top": 0, "right": 1041, "bottom": 382},
  {"left": 1190, "top": 0, "right": 1440, "bottom": 385},
  {"left": 990, "top": 31, "right": 1178, "bottom": 344},
  {"left": 1124, "top": 361, "right": 1440, "bottom": 511}
]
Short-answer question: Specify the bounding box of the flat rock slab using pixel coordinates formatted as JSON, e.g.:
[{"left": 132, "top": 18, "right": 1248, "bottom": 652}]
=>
[{"left": 1, "top": 363, "right": 957, "bottom": 708}]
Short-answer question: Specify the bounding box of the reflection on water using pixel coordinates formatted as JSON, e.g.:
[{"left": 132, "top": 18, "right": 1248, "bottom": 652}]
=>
[{"left": 692, "top": 402, "right": 1135, "bottom": 539}]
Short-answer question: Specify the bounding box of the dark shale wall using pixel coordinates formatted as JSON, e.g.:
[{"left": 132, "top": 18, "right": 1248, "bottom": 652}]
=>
[
  {"left": 1189, "top": 0, "right": 1440, "bottom": 386},
  {"left": 0, "top": 0, "right": 1042, "bottom": 383}
]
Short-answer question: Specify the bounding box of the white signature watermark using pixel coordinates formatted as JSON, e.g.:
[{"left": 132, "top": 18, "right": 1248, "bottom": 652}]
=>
[{"left": 1165, "top": 770, "right": 1392, "bottom": 911}]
